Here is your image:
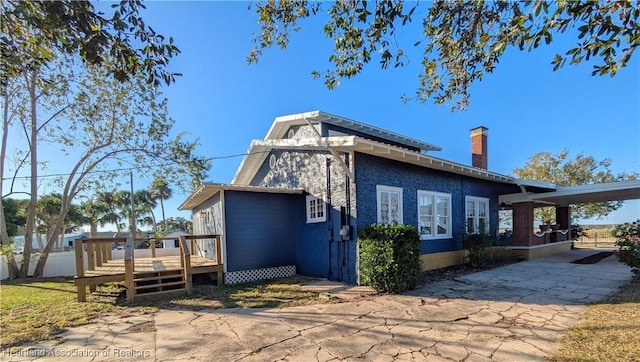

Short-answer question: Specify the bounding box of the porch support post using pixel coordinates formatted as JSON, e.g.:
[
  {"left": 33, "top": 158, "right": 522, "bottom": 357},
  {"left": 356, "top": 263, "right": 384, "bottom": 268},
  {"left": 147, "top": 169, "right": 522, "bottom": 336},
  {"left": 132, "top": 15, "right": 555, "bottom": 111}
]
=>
[
  {"left": 556, "top": 206, "right": 571, "bottom": 240},
  {"left": 512, "top": 201, "right": 534, "bottom": 246}
]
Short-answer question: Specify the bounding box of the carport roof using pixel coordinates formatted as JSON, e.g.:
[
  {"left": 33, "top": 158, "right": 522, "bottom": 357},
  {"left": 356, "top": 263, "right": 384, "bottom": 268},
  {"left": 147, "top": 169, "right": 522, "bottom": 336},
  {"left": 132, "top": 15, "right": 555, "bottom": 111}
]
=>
[
  {"left": 499, "top": 180, "right": 640, "bottom": 207},
  {"left": 178, "top": 183, "right": 304, "bottom": 211}
]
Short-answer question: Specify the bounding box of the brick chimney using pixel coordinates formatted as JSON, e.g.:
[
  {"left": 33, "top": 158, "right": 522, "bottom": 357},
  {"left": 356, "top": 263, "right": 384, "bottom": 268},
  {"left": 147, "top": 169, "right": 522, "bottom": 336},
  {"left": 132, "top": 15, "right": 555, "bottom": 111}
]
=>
[{"left": 470, "top": 126, "right": 488, "bottom": 170}]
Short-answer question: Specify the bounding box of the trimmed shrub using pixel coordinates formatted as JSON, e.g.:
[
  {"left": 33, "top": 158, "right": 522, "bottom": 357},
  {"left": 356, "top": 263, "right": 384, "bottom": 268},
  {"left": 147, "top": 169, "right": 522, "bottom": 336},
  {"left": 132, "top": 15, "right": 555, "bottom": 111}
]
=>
[
  {"left": 463, "top": 232, "right": 490, "bottom": 268},
  {"left": 359, "top": 224, "right": 422, "bottom": 293},
  {"left": 615, "top": 220, "right": 640, "bottom": 274}
]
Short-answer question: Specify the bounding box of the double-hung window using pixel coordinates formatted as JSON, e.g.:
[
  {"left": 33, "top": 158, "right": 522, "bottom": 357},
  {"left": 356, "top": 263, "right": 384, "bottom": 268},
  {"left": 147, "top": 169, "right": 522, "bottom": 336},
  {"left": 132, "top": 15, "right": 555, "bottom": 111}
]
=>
[
  {"left": 306, "top": 195, "right": 326, "bottom": 223},
  {"left": 417, "top": 191, "right": 451, "bottom": 239},
  {"left": 376, "top": 185, "right": 403, "bottom": 224},
  {"left": 466, "top": 196, "right": 490, "bottom": 234}
]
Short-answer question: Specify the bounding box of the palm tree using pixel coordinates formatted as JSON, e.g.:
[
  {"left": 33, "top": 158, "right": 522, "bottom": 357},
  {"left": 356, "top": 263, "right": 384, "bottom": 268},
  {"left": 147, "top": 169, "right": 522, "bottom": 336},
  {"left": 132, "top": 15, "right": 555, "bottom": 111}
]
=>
[
  {"left": 80, "top": 199, "right": 109, "bottom": 238},
  {"left": 113, "top": 190, "right": 133, "bottom": 233},
  {"left": 96, "top": 191, "right": 122, "bottom": 233},
  {"left": 134, "top": 189, "right": 158, "bottom": 235},
  {"left": 150, "top": 177, "right": 172, "bottom": 233}
]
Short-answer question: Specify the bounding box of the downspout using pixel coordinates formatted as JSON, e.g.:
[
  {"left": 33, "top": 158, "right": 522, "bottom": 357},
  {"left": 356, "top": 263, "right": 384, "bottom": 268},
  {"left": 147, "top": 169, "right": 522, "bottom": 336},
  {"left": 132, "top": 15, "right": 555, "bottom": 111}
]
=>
[{"left": 326, "top": 157, "right": 333, "bottom": 279}]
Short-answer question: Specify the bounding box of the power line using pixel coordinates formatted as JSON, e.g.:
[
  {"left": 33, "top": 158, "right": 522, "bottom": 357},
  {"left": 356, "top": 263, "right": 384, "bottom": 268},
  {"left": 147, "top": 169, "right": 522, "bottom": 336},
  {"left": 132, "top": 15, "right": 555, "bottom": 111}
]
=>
[{"left": 0, "top": 150, "right": 270, "bottom": 181}]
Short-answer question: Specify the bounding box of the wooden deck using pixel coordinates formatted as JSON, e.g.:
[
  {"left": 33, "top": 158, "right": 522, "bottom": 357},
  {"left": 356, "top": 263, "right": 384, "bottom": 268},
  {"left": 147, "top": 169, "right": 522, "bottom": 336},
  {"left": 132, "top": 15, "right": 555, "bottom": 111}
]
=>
[
  {"left": 74, "top": 235, "right": 223, "bottom": 302},
  {"left": 82, "top": 256, "right": 221, "bottom": 277}
]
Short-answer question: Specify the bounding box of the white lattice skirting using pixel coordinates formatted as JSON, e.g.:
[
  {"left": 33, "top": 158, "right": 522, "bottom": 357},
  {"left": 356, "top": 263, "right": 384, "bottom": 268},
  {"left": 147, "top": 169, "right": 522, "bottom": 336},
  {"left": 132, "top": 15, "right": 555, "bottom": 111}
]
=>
[{"left": 225, "top": 265, "right": 296, "bottom": 284}]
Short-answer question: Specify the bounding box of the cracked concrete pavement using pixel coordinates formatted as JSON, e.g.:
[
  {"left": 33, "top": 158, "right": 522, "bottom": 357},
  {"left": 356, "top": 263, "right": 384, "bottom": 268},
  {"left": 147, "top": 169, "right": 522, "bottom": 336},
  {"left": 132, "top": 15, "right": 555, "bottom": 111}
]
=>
[{"left": 4, "top": 249, "right": 632, "bottom": 361}]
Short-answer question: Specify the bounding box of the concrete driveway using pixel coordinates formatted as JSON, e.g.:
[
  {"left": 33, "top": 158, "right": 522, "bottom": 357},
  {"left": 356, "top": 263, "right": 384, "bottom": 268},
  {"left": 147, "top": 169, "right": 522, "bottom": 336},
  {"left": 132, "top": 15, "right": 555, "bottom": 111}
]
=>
[{"left": 6, "top": 249, "right": 632, "bottom": 361}]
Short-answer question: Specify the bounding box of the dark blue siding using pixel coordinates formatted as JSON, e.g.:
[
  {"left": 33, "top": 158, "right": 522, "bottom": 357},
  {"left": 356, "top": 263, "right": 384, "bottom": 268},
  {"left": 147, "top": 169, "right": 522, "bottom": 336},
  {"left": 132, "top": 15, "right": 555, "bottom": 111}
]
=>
[
  {"left": 297, "top": 220, "right": 329, "bottom": 278},
  {"left": 354, "top": 152, "right": 520, "bottom": 254},
  {"left": 224, "top": 191, "right": 302, "bottom": 272}
]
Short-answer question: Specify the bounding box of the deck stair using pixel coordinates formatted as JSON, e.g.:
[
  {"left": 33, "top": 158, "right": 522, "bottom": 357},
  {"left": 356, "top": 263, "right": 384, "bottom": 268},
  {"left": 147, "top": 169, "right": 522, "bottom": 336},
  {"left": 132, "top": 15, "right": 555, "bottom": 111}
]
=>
[{"left": 132, "top": 269, "right": 186, "bottom": 299}]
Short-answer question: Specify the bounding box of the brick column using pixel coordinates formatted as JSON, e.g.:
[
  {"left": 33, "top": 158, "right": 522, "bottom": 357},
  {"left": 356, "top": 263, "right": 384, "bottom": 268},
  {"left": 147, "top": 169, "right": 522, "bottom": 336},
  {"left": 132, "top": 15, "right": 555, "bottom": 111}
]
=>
[{"left": 512, "top": 201, "right": 534, "bottom": 246}]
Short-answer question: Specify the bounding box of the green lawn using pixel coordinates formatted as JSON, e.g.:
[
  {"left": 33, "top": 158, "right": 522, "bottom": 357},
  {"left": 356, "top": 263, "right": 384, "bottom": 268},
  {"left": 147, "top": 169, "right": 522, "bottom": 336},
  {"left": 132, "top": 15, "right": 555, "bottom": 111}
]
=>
[
  {"left": 0, "top": 278, "right": 147, "bottom": 347},
  {"left": 0, "top": 276, "right": 333, "bottom": 348},
  {"left": 550, "top": 277, "right": 640, "bottom": 362}
]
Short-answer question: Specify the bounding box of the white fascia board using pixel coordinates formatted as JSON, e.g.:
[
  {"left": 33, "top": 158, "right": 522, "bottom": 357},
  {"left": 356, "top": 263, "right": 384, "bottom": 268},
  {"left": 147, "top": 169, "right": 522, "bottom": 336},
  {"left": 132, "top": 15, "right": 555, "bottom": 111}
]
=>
[
  {"left": 179, "top": 183, "right": 305, "bottom": 210},
  {"left": 554, "top": 180, "right": 640, "bottom": 193},
  {"left": 499, "top": 179, "right": 640, "bottom": 206},
  {"left": 265, "top": 111, "right": 322, "bottom": 139},
  {"left": 259, "top": 136, "right": 357, "bottom": 149},
  {"left": 515, "top": 179, "right": 557, "bottom": 190},
  {"left": 231, "top": 140, "right": 270, "bottom": 185},
  {"left": 178, "top": 184, "right": 207, "bottom": 211},
  {"left": 231, "top": 136, "right": 357, "bottom": 185}
]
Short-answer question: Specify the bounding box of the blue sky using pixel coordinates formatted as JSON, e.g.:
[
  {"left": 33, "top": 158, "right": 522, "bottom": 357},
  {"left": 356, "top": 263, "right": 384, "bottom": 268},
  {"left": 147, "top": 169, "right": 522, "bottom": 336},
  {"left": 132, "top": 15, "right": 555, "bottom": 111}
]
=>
[{"left": 7, "top": 1, "right": 640, "bottom": 226}]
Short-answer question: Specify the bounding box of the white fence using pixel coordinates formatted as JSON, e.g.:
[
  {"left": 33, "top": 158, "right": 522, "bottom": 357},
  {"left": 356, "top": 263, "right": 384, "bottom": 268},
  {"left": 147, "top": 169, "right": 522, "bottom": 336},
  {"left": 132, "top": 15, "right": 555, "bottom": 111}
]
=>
[{"left": 1, "top": 248, "right": 181, "bottom": 280}]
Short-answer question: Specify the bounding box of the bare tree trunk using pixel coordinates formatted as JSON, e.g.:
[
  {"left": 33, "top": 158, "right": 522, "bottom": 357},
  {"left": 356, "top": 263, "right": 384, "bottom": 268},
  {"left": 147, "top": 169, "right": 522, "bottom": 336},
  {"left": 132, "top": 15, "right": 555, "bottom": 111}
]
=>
[
  {"left": 59, "top": 227, "right": 64, "bottom": 251},
  {"left": 36, "top": 232, "right": 44, "bottom": 251},
  {"left": 1, "top": 78, "right": 19, "bottom": 279},
  {"left": 20, "top": 70, "right": 39, "bottom": 278},
  {"left": 90, "top": 222, "right": 98, "bottom": 238}
]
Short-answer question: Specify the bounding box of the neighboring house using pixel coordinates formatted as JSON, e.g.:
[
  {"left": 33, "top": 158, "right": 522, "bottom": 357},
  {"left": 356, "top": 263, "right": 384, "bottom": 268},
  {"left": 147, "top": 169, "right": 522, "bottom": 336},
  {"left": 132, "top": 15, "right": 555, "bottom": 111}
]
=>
[
  {"left": 179, "top": 110, "right": 640, "bottom": 285},
  {"left": 161, "top": 230, "right": 191, "bottom": 248}
]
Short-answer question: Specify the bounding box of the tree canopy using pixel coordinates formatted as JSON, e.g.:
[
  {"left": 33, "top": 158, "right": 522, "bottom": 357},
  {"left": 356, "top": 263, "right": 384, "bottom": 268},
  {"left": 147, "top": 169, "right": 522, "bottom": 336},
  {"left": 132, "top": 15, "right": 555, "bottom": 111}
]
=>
[
  {"left": 513, "top": 149, "right": 637, "bottom": 222},
  {"left": 1, "top": 53, "right": 209, "bottom": 278},
  {"left": 249, "top": 0, "right": 639, "bottom": 110},
  {"left": 1, "top": 0, "right": 180, "bottom": 92}
]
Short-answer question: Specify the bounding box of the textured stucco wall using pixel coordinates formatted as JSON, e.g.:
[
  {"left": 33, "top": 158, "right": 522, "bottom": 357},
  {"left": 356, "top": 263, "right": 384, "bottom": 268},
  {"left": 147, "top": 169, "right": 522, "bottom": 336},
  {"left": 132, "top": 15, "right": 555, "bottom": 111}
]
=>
[
  {"left": 250, "top": 124, "right": 359, "bottom": 283},
  {"left": 354, "top": 152, "right": 520, "bottom": 254}
]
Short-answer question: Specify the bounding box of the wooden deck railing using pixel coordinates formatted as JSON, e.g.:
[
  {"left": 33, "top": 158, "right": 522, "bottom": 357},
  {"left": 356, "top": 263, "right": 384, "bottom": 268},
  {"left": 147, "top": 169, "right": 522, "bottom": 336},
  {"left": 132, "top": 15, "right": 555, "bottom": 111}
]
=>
[
  {"left": 76, "top": 234, "right": 223, "bottom": 303},
  {"left": 74, "top": 237, "right": 127, "bottom": 300}
]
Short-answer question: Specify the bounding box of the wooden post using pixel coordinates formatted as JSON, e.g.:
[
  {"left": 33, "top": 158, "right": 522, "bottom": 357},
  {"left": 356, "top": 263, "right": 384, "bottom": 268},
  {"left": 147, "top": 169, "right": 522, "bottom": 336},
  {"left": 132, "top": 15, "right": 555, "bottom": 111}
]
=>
[
  {"left": 124, "top": 258, "right": 135, "bottom": 303},
  {"left": 75, "top": 240, "right": 86, "bottom": 302},
  {"left": 87, "top": 242, "right": 95, "bottom": 271},
  {"left": 151, "top": 238, "right": 156, "bottom": 258},
  {"left": 190, "top": 238, "right": 195, "bottom": 256},
  {"left": 179, "top": 237, "right": 192, "bottom": 294},
  {"left": 215, "top": 235, "right": 222, "bottom": 265},
  {"left": 101, "top": 242, "right": 109, "bottom": 264},
  {"left": 95, "top": 242, "right": 103, "bottom": 267},
  {"left": 75, "top": 240, "right": 85, "bottom": 278},
  {"left": 107, "top": 242, "right": 113, "bottom": 261}
]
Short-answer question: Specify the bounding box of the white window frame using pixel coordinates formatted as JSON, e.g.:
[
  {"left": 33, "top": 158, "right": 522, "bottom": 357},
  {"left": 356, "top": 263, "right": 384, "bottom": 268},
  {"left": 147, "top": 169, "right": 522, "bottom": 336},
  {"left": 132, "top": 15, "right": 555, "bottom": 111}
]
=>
[
  {"left": 465, "top": 196, "right": 490, "bottom": 234},
  {"left": 306, "top": 195, "right": 326, "bottom": 223},
  {"left": 417, "top": 190, "right": 452, "bottom": 240},
  {"left": 376, "top": 185, "right": 403, "bottom": 224}
]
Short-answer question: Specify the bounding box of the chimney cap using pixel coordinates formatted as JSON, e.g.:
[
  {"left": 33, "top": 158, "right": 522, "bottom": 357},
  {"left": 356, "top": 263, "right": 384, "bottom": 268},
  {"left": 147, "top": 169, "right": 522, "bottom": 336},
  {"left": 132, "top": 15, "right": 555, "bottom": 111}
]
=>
[{"left": 470, "top": 126, "right": 488, "bottom": 137}]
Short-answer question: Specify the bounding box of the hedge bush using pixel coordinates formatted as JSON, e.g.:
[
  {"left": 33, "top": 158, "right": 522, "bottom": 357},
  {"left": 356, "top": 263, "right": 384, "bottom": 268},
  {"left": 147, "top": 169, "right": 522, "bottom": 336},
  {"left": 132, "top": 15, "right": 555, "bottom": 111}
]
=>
[
  {"left": 359, "top": 224, "right": 422, "bottom": 293},
  {"left": 463, "top": 232, "right": 490, "bottom": 268},
  {"left": 615, "top": 220, "right": 640, "bottom": 274}
]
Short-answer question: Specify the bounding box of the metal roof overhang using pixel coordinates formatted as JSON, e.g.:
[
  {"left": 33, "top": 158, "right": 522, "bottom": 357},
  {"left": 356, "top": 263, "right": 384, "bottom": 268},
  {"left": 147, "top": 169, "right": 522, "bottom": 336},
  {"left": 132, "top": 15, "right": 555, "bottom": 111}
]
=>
[
  {"left": 232, "top": 136, "right": 515, "bottom": 185},
  {"left": 178, "top": 183, "right": 304, "bottom": 211},
  {"left": 265, "top": 110, "right": 442, "bottom": 152},
  {"left": 499, "top": 180, "right": 640, "bottom": 207}
]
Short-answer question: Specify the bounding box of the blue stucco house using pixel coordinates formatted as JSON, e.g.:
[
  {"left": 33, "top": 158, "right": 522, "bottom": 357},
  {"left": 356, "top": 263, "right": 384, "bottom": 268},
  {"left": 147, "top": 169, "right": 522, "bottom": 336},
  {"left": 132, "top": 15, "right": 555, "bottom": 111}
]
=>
[{"left": 177, "top": 111, "right": 556, "bottom": 284}]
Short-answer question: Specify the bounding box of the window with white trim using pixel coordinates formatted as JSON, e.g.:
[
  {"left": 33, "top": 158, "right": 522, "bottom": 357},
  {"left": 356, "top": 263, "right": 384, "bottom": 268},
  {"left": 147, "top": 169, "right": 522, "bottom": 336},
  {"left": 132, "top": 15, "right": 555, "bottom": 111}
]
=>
[
  {"left": 306, "top": 195, "right": 326, "bottom": 223},
  {"left": 417, "top": 191, "right": 452, "bottom": 239},
  {"left": 466, "top": 196, "right": 490, "bottom": 234},
  {"left": 376, "top": 185, "right": 403, "bottom": 224}
]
